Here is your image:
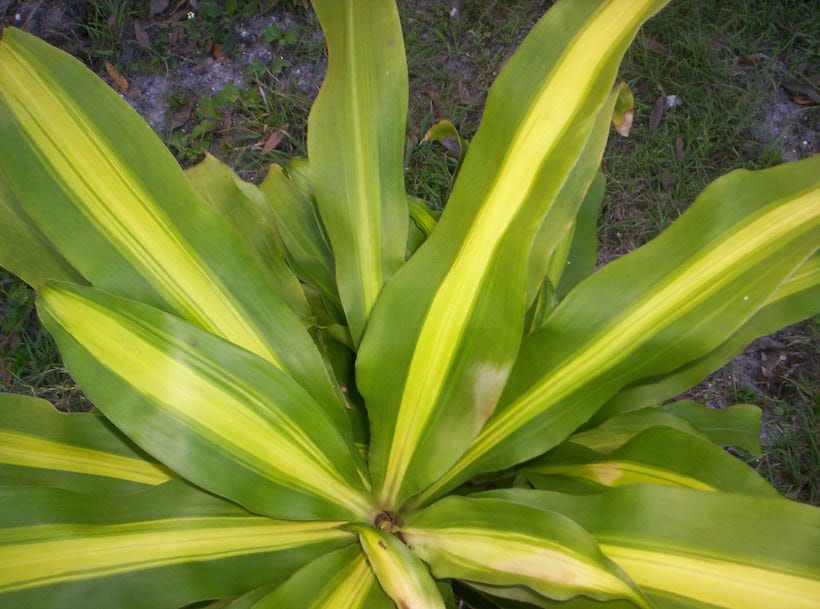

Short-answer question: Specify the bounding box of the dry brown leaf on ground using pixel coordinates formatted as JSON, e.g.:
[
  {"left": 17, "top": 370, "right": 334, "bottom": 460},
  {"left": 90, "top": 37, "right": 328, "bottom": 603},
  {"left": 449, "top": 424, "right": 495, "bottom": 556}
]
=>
[
  {"left": 643, "top": 35, "right": 668, "bottom": 55},
  {"left": 134, "top": 20, "right": 151, "bottom": 49},
  {"left": 675, "top": 136, "right": 685, "bottom": 160},
  {"left": 104, "top": 62, "right": 129, "bottom": 93},
  {"left": 169, "top": 101, "right": 194, "bottom": 130},
  {"left": 649, "top": 95, "right": 665, "bottom": 130},
  {"left": 262, "top": 125, "right": 288, "bottom": 152}
]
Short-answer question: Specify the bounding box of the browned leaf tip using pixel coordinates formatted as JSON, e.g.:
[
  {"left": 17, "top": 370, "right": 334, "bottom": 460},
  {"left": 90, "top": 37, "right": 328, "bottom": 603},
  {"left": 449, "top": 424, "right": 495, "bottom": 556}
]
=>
[
  {"left": 134, "top": 20, "right": 151, "bottom": 49},
  {"left": 649, "top": 96, "right": 665, "bottom": 130},
  {"left": 614, "top": 109, "right": 634, "bottom": 137},
  {"left": 104, "top": 61, "right": 129, "bottom": 94}
]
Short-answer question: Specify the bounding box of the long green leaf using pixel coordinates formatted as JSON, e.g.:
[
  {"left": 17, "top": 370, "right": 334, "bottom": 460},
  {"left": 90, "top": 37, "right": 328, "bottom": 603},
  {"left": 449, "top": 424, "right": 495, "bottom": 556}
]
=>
[
  {"left": 404, "top": 496, "right": 649, "bottom": 608},
  {"left": 478, "top": 486, "right": 820, "bottom": 609},
  {"left": 185, "top": 154, "right": 310, "bottom": 318},
  {"left": 259, "top": 164, "right": 341, "bottom": 318},
  {"left": 573, "top": 401, "right": 762, "bottom": 455},
  {"left": 524, "top": 426, "right": 777, "bottom": 495},
  {"left": 307, "top": 0, "right": 409, "bottom": 343},
  {"left": 0, "top": 168, "right": 82, "bottom": 288},
  {"left": 229, "top": 546, "right": 391, "bottom": 609},
  {"left": 526, "top": 81, "right": 622, "bottom": 307},
  {"left": 0, "top": 28, "right": 345, "bottom": 419},
  {"left": 603, "top": 250, "right": 820, "bottom": 414},
  {"left": 0, "top": 393, "right": 172, "bottom": 493},
  {"left": 412, "top": 155, "right": 820, "bottom": 508},
  {"left": 553, "top": 171, "right": 607, "bottom": 300},
  {"left": 38, "top": 282, "right": 373, "bottom": 522},
  {"left": 359, "top": 0, "right": 669, "bottom": 511},
  {"left": 354, "top": 524, "right": 445, "bottom": 609},
  {"left": 0, "top": 482, "right": 353, "bottom": 609}
]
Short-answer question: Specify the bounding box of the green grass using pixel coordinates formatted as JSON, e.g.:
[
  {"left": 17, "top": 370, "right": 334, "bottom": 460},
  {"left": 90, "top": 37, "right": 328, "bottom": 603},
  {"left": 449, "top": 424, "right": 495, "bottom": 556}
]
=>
[
  {"left": 0, "top": 275, "right": 89, "bottom": 411},
  {"left": 600, "top": 0, "right": 819, "bottom": 257},
  {"left": 0, "top": 0, "right": 817, "bottom": 499}
]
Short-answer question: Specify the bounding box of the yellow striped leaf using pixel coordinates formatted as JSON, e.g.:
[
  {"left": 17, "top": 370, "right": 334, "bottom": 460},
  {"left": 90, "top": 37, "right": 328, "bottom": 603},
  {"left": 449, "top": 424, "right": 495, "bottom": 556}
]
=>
[
  {"left": 228, "top": 546, "right": 391, "bottom": 609},
  {"left": 38, "top": 282, "right": 373, "bottom": 522},
  {"left": 259, "top": 164, "right": 341, "bottom": 318},
  {"left": 0, "top": 393, "right": 172, "bottom": 493},
  {"left": 526, "top": 82, "right": 626, "bottom": 307},
  {"left": 185, "top": 154, "right": 310, "bottom": 319},
  {"left": 403, "top": 496, "right": 650, "bottom": 608},
  {"left": 355, "top": 524, "right": 446, "bottom": 609},
  {"left": 411, "top": 155, "right": 820, "bottom": 508},
  {"left": 0, "top": 28, "right": 345, "bottom": 420},
  {"left": 307, "top": 0, "right": 409, "bottom": 343},
  {"left": 524, "top": 426, "right": 777, "bottom": 496},
  {"left": 358, "top": 0, "right": 670, "bottom": 511},
  {"left": 603, "top": 249, "right": 820, "bottom": 415},
  {"left": 581, "top": 400, "right": 763, "bottom": 455},
  {"left": 0, "top": 482, "right": 353, "bottom": 609},
  {"left": 479, "top": 486, "right": 820, "bottom": 609}
]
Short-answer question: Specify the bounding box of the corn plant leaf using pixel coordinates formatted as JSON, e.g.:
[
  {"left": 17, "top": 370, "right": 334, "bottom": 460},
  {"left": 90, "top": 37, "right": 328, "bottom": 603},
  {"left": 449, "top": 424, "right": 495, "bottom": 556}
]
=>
[
  {"left": 407, "top": 196, "right": 440, "bottom": 258},
  {"left": 220, "top": 585, "right": 280, "bottom": 609},
  {"left": 403, "top": 496, "right": 650, "bottom": 608},
  {"left": 423, "top": 119, "right": 469, "bottom": 177},
  {"left": 38, "top": 282, "right": 373, "bottom": 522},
  {"left": 355, "top": 524, "right": 445, "bottom": 609},
  {"left": 523, "top": 426, "right": 777, "bottom": 496},
  {"left": 0, "top": 482, "right": 353, "bottom": 609},
  {"left": 408, "top": 196, "right": 439, "bottom": 238},
  {"left": 359, "top": 0, "right": 670, "bottom": 511},
  {"left": 526, "top": 279, "right": 559, "bottom": 334},
  {"left": 229, "top": 546, "right": 391, "bottom": 609},
  {"left": 0, "top": 393, "right": 172, "bottom": 493},
  {"left": 478, "top": 486, "right": 820, "bottom": 609},
  {"left": 572, "top": 401, "right": 762, "bottom": 455},
  {"left": 603, "top": 250, "right": 820, "bottom": 414},
  {"left": 659, "top": 401, "right": 762, "bottom": 454},
  {"left": 412, "top": 155, "right": 820, "bottom": 507},
  {"left": 259, "top": 164, "right": 341, "bottom": 318},
  {"left": 526, "top": 82, "right": 624, "bottom": 307},
  {"left": 554, "top": 171, "right": 607, "bottom": 299},
  {"left": 0, "top": 28, "right": 348, "bottom": 422},
  {"left": 0, "top": 167, "right": 83, "bottom": 288},
  {"left": 185, "top": 154, "right": 310, "bottom": 319},
  {"left": 307, "top": 0, "right": 409, "bottom": 344}
]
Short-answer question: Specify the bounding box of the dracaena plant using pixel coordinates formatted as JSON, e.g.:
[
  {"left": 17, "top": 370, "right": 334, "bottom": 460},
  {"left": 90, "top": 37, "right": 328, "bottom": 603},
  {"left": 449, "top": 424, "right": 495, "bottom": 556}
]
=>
[{"left": 0, "top": 0, "right": 818, "bottom": 607}]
